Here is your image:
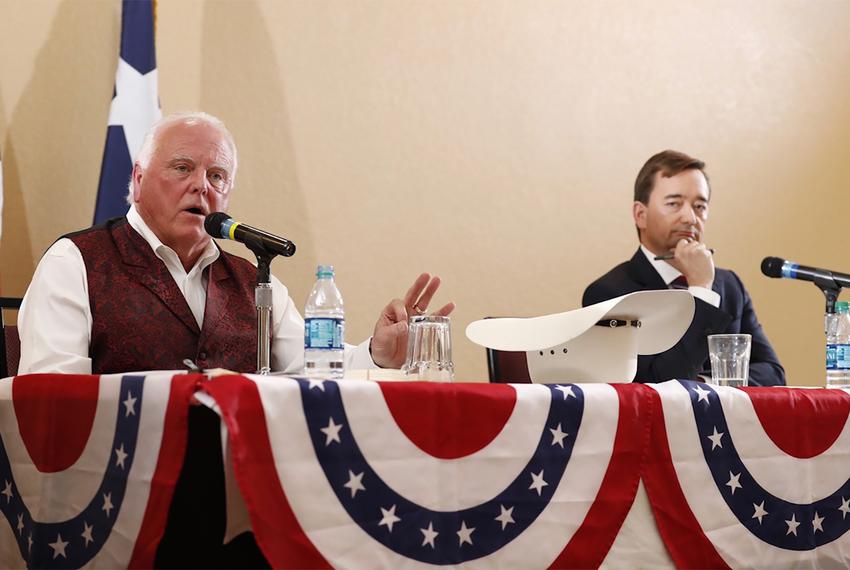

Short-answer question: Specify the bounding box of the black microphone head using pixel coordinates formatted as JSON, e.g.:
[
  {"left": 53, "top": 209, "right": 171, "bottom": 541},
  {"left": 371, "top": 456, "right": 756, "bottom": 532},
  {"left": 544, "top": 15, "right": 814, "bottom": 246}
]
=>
[
  {"left": 761, "top": 256, "right": 785, "bottom": 278},
  {"left": 204, "top": 212, "right": 232, "bottom": 238}
]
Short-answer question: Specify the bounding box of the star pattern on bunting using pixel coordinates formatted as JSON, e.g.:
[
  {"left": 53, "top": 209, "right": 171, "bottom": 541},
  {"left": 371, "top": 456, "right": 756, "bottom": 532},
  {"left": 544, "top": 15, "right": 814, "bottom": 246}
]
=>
[
  {"left": 102, "top": 493, "right": 114, "bottom": 518},
  {"left": 420, "top": 522, "right": 438, "bottom": 548},
  {"left": 726, "top": 471, "right": 742, "bottom": 495},
  {"left": 549, "top": 423, "right": 568, "bottom": 448},
  {"left": 82, "top": 521, "right": 95, "bottom": 547},
  {"left": 457, "top": 521, "right": 475, "bottom": 546},
  {"left": 752, "top": 501, "right": 768, "bottom": 524},
  {"left": 115, "top": 444, "right": 128, "bottom": 469},
  {"left": 379, "top": 505, "right": 401, "bottom": 532},
  {"left": 813, "top": 512, "right": 825, "bottom": 533},
  {"left": 2, "top": 479, "right": 13, "bottom": 503},
  {"left": 529, "top": 470, "right": 548, "bottom": 496},
  {"left": 693, "top": 385, "right": 711, "bottom": 403},
  {"left": 707, "top": 426, "right": 724, "bottom": 450},
  {"left": 840, "top": 497, "right": 850, "bottom": 520},
  {"left": 343, "top": 470, "right": 365, "bottom": 498},
  {"left": 785, "top": 513, "right": 800, "bottom": 536},
  {"left": 49, "top": 533, "right": 69, "bottom": 559},
  {"left": 123, "top": 391, "right": 137, "bottom": 417},
  {"left": 495, "top": 505, "right": 515, "bottom": 530},
  {"left": 555, "top": 385, "right": 576, "bottom": 400},
  {"left": 320, "top": 417, "right": 343, "bottom": 446}
]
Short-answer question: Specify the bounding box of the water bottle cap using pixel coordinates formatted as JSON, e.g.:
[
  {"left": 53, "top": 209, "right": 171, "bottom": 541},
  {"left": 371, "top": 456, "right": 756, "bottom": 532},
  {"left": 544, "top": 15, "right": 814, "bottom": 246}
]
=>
[
  {"left": 837, "top": 301, "right": 850, "bottom": 313},
  {"left": 316, "top": 264, "right": 335, "bottom": 278}
]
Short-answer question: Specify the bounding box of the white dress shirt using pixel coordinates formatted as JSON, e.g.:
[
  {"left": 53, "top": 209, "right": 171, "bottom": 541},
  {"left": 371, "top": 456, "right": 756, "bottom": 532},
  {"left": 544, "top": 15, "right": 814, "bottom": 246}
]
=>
[
  {"left": 640, "top": 245, "right": 721, "bottom": 308},
  {"left": 18, "top": 206, "right": 376, "bottom": 374}
]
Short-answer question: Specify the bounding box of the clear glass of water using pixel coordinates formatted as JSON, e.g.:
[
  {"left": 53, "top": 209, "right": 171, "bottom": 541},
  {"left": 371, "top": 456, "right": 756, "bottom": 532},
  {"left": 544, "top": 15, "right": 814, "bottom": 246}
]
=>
[
  {"left": 401, "top": 315, "right": 454, "bottom": 382},
  {"left": 707, "top": 334, "right": 752, "bottom": 387}
]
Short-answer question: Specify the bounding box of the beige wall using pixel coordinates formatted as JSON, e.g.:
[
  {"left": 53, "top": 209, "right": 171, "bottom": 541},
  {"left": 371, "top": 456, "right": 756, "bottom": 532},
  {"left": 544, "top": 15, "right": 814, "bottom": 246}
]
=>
[{"left": 2, "top": 0, "right": 849, "bottom": 385}]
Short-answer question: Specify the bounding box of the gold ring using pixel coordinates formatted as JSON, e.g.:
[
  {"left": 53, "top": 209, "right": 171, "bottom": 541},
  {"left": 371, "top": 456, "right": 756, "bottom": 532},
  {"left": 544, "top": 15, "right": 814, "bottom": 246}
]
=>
[{"left": 413, "top": 304, "right": 426, "bottom": 315}]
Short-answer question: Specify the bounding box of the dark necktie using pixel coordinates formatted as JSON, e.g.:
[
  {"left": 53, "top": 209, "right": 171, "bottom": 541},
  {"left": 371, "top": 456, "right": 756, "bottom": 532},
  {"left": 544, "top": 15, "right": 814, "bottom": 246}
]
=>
[{"left": 670, "top": 275, "right": 689, "bottom": 289}]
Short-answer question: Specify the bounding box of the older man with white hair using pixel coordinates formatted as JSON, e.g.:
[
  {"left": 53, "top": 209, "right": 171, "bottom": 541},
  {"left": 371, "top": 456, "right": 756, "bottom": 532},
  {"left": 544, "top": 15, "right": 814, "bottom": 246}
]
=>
[{"left": 18, "top": 111, "right": 453, "bottom": 375}]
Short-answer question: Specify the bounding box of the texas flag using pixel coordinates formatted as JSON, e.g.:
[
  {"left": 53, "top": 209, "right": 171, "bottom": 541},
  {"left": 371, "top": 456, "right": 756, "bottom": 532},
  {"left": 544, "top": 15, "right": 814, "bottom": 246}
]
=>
[
  {"left": 202, "top": 376, "right": 647, "bottom": 568},
  {"left": 94, "top": 0, "right": 161, "bottom": 225},
  {"left": 0, "top": 373, "right": 194, "bottom": 568}
]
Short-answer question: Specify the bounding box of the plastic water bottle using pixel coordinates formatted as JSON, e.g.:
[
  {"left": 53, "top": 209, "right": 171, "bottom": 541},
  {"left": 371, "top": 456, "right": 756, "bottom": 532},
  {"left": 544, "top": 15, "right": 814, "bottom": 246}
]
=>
[
  {"left": 826, "top": 301, "right": 850, "bottom": 388},
  {"left": 304, "top": 265, "right": 345, "bottom": 379}
]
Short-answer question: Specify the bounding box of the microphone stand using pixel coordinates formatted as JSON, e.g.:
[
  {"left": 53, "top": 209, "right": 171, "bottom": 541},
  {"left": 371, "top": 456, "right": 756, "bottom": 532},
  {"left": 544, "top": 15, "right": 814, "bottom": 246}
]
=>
[
  {"left": 245, "top": 238, "right": 278, "bottom": 375},
  {"left": 813, "top": 275, "right": 842, "bottom": 315}
]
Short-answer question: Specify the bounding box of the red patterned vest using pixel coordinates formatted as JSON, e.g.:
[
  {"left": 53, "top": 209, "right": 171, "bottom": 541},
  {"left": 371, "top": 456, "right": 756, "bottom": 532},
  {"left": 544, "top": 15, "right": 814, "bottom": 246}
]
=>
[{"left": 67, "top": 218, "right": 259, "bottom": 374}]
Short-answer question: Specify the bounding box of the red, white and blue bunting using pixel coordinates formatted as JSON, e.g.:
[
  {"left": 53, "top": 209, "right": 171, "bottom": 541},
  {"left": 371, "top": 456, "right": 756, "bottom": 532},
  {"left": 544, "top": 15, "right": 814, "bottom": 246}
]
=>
[
  {"left": 4, "top": 373, "right": 850, "bottom": 569},
  {"left": 203, "top": 376, "right": 647, "bottom": 568},
  {"left": 646, "top": 380, "right": 850, "bottom": 568},
  {"left": 0, "top": 373, "right": 195, "bottom": 569}
]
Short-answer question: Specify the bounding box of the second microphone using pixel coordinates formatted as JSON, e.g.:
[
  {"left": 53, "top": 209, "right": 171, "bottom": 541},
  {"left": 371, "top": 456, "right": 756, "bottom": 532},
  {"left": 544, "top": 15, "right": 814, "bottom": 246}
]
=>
[{"left": 205, "top": 212, "right": 296, "bottom": 257}]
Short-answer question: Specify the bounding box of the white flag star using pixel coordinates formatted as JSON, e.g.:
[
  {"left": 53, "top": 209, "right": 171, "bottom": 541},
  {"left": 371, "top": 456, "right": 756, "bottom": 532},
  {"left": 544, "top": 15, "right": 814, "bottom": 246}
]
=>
[
  {"left": 320, "top": 417, "right": 343, "bottom": 446},
  {"left": 16, "top": 514, "right": 24, "bottom": 535},
  {"left": 693, "top": 385, "right": 711, "bottom": 403},
  {"left": 549, "top": 423, "right": 569, "bottom": 448},
  {"left": 27, "top": 533, "right": 32, "bottom": 552},
  {"left": 108, "top": 59, "right": 161, "bottom": 162},
  {"left": 48, "top": 533, "right": 69, "bottom": 559},
  {"left": 555, "top": 385, "right": 576, "bottom": 399},
  {"left": 115, "top": 444, "right": 129, "bottom": 469},
  {"left": 495, "top": 505, "right": 515, "bottom": 530},
  {"left": 81, "top": 522, "right": 94, "bottom": 547},
  {"left": 1, "top": 479, "right": 13, "bottom": 503},
  {"left": 420, "top": 522, "right": 438, "bottom": 548},
  {"left": 102, "top": 492, "right": 114, "bottom": 517},
  {"left": 457, "top": 520, "right": 475, "bottom": 546},
  {"left": 813, "top": 511, "right": 825, "bottom": 533},
  {"left": 840, "top": 497, "right": 850, "bottom": 520},
  {"left": 529, "top": 469, "right": 549, "bottom": 496},
  {"left": 785, "top": 513, "right": 800, "bottom": 536},
  {"left": 308, "top": 379, "right": 326, "bottom": 391},
  {"left": 123, "top": 392, "right": 137, "bottom": 417},
  {"left": 343, "top": 470, "right": 365, "bottom": 498},
  {"left": 726, "top": 471, "right": 742, "bottom": 495},
  {"left": 707, "top": 426, "right": 724, "bottom": 450},
  {"left": 379, "top": 505, "right": 401, "bottom": 532},
  {"left": 752, "top": 501, "right": 768, "bottom": 524}
]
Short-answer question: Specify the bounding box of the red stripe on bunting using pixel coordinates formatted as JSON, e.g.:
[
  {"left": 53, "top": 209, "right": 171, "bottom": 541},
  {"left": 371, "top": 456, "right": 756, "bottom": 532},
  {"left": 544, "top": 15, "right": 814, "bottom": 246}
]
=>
[
  {"left": 129, "top": 374, "right": 199, "bottom": 569},
  {"left": 743, "top": 386, "right": 850, "bottom": 459},
  {"left": 12, "top": 373, "right": 100, "bottom": 472},
  {"left": 549, "top": 384, "right": 649, "bottom": 568},
  {"left": 642, "top": 387, "right": 730, "bottom": 570},
  {"left": 203, "top": 375, "right": 330, "bottom": 569},
  {"left": 380, "top": 381, "right": 517, "bottom": 459}
]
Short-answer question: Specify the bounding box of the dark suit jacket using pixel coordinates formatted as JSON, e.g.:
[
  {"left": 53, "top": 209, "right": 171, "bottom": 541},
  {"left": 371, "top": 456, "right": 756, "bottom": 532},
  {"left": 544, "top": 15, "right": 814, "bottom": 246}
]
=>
[{"left": 582, "top": 249, "right": 785, "bottom": 386}]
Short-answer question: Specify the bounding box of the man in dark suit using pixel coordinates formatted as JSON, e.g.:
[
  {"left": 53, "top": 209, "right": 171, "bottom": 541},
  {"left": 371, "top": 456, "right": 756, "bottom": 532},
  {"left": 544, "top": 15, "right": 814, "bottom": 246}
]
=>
[{"left": 583, "top": 150, "right": 785, "bottom": 386}]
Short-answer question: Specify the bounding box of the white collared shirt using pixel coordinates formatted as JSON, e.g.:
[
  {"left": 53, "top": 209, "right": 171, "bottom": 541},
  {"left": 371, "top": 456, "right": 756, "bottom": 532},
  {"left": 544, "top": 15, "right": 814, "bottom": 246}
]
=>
[
  {"left": 640, "top": 244, "right": 721, "bottom": 307},
  {"left": 18, "top": 206, "right": 375, "bottom": 374}
]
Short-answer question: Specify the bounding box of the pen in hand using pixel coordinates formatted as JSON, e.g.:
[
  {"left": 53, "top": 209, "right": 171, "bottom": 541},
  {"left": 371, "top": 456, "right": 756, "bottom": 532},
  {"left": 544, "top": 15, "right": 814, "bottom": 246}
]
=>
[{"left": 654, "top": 248, "right": 715, "bottom": 261}]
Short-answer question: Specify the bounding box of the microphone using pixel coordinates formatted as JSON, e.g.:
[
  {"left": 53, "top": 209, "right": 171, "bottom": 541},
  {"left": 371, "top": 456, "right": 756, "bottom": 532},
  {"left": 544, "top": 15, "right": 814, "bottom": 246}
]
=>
[
  {"left": 204, "top": 212, "right": 296, "bottom": 257},
  {"left": 761, "top": 256, "right": 850, "bottom": 289}
]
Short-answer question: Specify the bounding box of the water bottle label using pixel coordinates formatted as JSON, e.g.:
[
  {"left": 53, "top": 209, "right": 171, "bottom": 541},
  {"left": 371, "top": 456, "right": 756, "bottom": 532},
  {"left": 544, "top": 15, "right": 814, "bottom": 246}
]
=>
[
  {"left": 305, "top": 318, "right": 344, "bottom": 350},
  {"left": 827, "top": 344, "right": 837, "bottom": 370},
  {"left": 836, "top": 344, "right": 850, "bottom": 370}
]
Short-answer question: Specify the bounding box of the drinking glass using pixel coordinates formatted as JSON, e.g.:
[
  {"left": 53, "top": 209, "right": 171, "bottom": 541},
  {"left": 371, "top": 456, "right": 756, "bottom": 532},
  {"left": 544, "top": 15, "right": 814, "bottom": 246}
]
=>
[
  {"left": 707, "top": 334, "right": 751, "bottom": 387},
  {"left": 401, "top": 315, "right": 454, "bottom": 382}
]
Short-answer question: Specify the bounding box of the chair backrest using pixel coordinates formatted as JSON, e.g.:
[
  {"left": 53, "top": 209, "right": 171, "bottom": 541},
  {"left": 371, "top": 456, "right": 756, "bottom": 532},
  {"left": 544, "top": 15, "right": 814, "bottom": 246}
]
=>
[
  {"left": 486, "top": 348, "right": 532, "bottom": 383},
  {"left": 1, "top": 297, "right": 23, "bottom": 378}
]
